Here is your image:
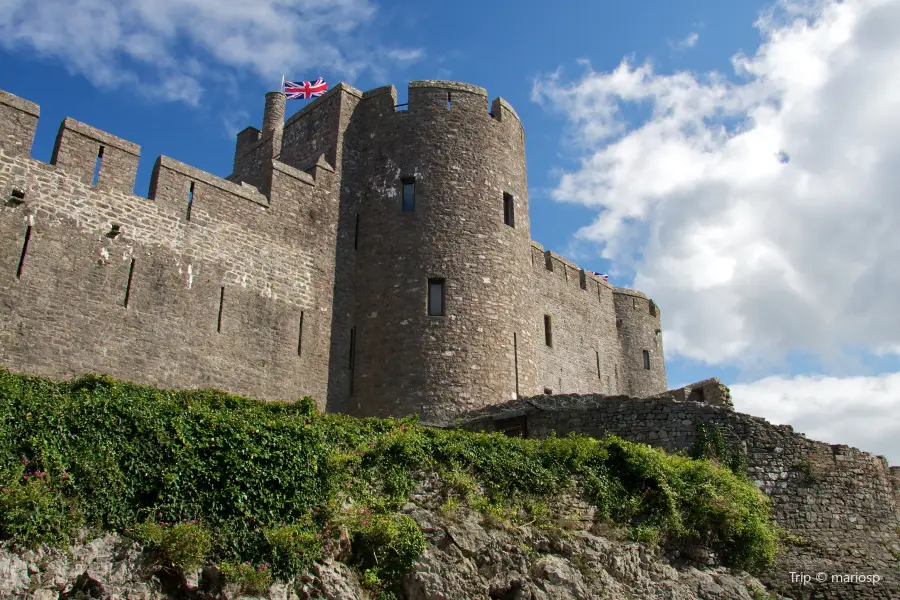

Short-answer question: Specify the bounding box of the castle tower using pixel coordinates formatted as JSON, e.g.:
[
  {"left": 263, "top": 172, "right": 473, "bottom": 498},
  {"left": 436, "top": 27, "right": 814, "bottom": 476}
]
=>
[
  {"left": 340, "top": 81, "right": 538, "bottom": 422},
  {"left": 613, "top": 289, "right": 667, "bottom": 396}
]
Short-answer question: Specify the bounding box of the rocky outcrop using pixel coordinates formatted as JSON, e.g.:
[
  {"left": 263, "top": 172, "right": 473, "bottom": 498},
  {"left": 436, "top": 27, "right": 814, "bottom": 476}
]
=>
[{"left": 0, "top": 504, "right": 782, "bottom": 600}]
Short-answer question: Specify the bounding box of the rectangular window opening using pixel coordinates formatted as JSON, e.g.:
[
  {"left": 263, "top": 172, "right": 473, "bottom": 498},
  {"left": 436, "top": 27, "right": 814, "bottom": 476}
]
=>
[
  {"left": 543, "top": 387, "right": 553, "bottom": 395},
  {"left": 354, "top": 213, "right": 359, "bottom": 250},
  {"left": 92, "top": 146, "right": 104, "bottom": 187},
  {"left": 123, "top": 258, "right": 135, "bottom": 309},
  {"left": 503, "top": 192, "right": 515, "bottom": 227},
  {"left": 447, "top": 91, "right": 452, "bottom": 110},
  {"left": 401, "top": 177, "right": 416, "bottom": 212},
  {"left": 513, "top": 332, "right": 520, "bottom": 398},
  {"left": 217, "top": 287, "right": 225, "bottom": 333},
  {"left": 544, "top": 314, "right": 553, "bottom": 347},
  {"left": 297, "top": 311, "right": 304, "bottom": 356},
  {"left": 349, "top": 327, "right": 356, "bottom": 369},
  {"left": 428, "top": 278, "right": 445, "bottom": 316},
  {"left": 186, "top": 181, "right": 195, "bottom": 221},
  {"left": 596, "top": 350, "right": 601, "bottom": 379},
  {"left": 15, "top": 225, "right": 32, "bottom": 279},
  {"left": 643, "top": 350, "right": 651, "bottom": 370},
  {"left": 349, "top": 327, "right": 356, "bottom": 395}
]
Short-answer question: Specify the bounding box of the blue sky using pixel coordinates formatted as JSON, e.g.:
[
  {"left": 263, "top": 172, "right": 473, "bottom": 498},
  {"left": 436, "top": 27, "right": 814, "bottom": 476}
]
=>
[{"left": 2, "top": 0, "right": 899, "bottom": 461}]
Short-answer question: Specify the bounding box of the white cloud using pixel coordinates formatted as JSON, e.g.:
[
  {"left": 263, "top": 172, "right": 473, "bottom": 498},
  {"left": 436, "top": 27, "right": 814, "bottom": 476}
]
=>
[
  {"left": 731, "top": 373, "right": 900, "bottom": 463},
  {"left": 671, "top": 32, "right": 700, "bottom": 50},
  {"left": 0, "top": 0, "right": 418, "bottom": 104},
  {"left": 533, "top": 0, "right": 900, "bottom": 368},
  {"left": 386, "top": 48, "right": 425, "bottom": 63}
]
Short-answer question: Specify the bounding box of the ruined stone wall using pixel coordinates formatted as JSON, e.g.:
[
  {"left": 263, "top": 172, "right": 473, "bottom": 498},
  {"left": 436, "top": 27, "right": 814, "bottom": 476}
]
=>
[
  {"left": 0, "top": 89, "right": 336, "bottom": 407},
  {"left": 460, "top": 391, "right": 900, "bottom": 600}
]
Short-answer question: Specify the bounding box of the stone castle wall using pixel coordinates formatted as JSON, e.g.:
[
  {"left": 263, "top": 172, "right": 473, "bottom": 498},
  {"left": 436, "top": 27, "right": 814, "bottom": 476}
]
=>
[
  {"left": 459, "top": 384, "right": 900, "bottom": 600},
  {"left": 0, "top": 81, "right": 668, "bottom": 422},
  {"left": 0, "top": 90, "right": 338, "bottom": 407}
]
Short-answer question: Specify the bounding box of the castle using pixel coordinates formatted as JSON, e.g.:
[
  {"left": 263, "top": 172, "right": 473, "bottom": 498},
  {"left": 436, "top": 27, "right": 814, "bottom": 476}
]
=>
[{"left": 0, "top": 80, "right": 666, "bottom": 423}]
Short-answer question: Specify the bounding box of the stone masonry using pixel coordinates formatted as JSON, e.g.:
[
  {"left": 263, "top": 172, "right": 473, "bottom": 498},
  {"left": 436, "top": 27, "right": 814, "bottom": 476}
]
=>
[
  {"left": 0, "top": 81, "right": 667, "bottom": 422},
  {"left": 457, "top": 379, "right": 900, "bottom": 600}
]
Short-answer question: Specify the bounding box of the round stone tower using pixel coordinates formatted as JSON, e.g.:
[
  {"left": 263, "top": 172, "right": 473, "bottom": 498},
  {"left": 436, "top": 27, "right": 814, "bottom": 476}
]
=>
[
  {"left": 613, "top": 289, "right": 667, "bottom": 397},
  {"left": 346, "top": 80, "right": 538, "bottom": 423}
]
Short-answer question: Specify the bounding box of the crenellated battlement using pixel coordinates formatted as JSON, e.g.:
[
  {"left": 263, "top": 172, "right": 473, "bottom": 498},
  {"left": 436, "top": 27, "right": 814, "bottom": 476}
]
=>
[
  {"left": 347, "top": 80, "right": 524, "bottom": 134},
  {"left": 0, "top": 89, "right": 336, "bottom": 227}
]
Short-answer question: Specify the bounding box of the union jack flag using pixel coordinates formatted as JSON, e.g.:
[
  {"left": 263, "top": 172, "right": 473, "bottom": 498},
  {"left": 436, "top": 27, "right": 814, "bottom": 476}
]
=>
[
  {"left": 283, "top": 77, "right": 328, "bottom": 100},
  {"left": 591, "top": 271, "right": 609, "bottom": 282}
]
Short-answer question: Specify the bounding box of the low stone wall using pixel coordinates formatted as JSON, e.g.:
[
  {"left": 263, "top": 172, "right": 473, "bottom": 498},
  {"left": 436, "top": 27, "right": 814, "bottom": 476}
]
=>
[{"left": 456, "top": 381, "right": 900, "bottom": 600}]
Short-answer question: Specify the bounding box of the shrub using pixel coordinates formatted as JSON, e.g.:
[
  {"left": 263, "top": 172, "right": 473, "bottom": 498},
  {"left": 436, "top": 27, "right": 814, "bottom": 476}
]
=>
[
  {"left": 0, "top": 461, "right": 83, "bottom": 549},
  {"left": 219, "top": 560, "right": 273, "bottom": 595},
  {"left": 350, "top": 513, "right": 426, "bottom": 597},
  {"left": 131, "top": 520, "right": 212, "bottom": 574},
  {"left": 262, "top": 520, "right": 323, "bottom": 577}
]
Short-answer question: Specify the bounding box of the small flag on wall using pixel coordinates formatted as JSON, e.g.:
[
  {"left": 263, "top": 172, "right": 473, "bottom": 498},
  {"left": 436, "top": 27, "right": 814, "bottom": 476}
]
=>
[{"left": 282, "top": 76, "right": 328, "bottom": 100}]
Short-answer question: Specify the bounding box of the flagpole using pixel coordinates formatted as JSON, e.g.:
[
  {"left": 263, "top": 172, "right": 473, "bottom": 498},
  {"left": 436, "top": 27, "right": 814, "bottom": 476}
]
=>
[{"left": 280, "top": 74, "right": 284, "bottom": 93}]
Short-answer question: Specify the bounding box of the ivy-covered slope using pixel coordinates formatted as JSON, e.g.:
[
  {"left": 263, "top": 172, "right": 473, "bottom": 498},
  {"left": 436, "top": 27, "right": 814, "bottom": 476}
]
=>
[{"left": 0, "top": 371, "right": 779, "bottom": 597}]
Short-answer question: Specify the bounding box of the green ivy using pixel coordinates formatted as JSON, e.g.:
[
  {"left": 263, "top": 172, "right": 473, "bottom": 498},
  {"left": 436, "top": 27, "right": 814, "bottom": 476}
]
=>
[
  {"left": 691, "top": 422, "right": 747, "bottom": 475},
  {"left": 0, "top": 369, "right": 779, "bottom": 584}
]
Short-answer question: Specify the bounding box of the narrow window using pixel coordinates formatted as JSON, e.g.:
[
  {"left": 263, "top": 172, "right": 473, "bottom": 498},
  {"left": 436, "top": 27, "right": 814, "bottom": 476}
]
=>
[
  {"left": 401, "top": 177, "right": 415, "bottom": 212},
  {"left": 503, "top": 192, "right": 515, "bottom": 227},
  {"left": 349, "top": 327, "right": 356, "bottom": 369},
  {"left": 643, "top": 350, "right": 651, "bottom": 370},
  {"left": 354, "top": 213, "right": 359, "bottom": 250},
  {"left": 447, "top": 91, "right": 452, "bottom": 110},
  {"left": 543, "top": 387, "right": 553, "bottom": 395},
  {"left": 513, "top": 332, "right": 519, "bottom": 398},
  {"left": 544, "top": 315, "right": 553, "bottom": 347},
  {"left": 633, "top": 298, "right": 637, "bottom": 309},
  {"left": 297, "top": 310, "right": 304, "bottom": 356},
  {"left": 92, "top": 146, "right": 104, "bottom": 187},
  {"left": 217, "top": 287, "right": 225, "bottom": 333},
  {"left": 15, "top": 225, "right": 32, "bottom": 279},
  {"left": 123, "top": 258, "right": 135, "bottom": 309},
  {"left": 596, "top": 350, "right": 601, "bottom": 379},
  {"left": 349, "top": 327, "right": 356, "bottom": 395},
  {"left": 186, "top": 181, "right": 195, "bottom": 221},
  {"left": 428, "top": 278, "right": 445, "bottom": 316}
]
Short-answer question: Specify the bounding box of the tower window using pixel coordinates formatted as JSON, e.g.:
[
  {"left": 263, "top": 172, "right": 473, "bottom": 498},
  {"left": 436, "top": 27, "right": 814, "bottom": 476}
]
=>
[
  {"left": 544, "top": 315, "right": 553, "bottom": 347},
  {"left": 503, "top": 192, "right": 515, "bottom": 227},
  {"left": 643, "top": 350, "right": 651, "bottom": 370},
  {"left": 401, "top": 177, "right": 416, "bottom": 212},
  {"left": 427, "top": 278, "right": 445, "bottom": 316}
]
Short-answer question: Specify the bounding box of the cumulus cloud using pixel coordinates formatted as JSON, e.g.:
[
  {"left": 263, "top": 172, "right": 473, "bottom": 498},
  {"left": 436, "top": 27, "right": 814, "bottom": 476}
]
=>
[
  {"left": 732, "top": 373, "right": 900, "bottom": 462},
  {"left": 533, "top": 0, "right": 900, "bottom": 368},
  {"left": 0, "top": 0, "right": 421, "bottom": 104}
]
